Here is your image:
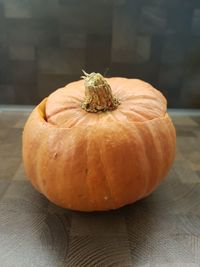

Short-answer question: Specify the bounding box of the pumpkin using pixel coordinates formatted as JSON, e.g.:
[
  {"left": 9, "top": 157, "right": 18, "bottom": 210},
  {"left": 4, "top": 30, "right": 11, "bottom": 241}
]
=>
[{"left": 22, "top": 71, "right": 176, "bottom": 211}]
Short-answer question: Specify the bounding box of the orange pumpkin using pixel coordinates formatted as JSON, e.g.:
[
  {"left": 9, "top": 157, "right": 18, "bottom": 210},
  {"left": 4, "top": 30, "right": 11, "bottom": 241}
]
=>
[{"left": 23, "top": 71, "right": 176, "bottom": 211}]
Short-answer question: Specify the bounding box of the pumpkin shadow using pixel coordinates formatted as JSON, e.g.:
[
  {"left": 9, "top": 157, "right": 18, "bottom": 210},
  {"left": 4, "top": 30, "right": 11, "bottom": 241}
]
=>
[
  {"left": 43, "top": 173, "right": 200, "bottom": 267},
  {"left": 37, "top": 165, "right": 200, "bottom": 265},
  {"left": 41, "top": 198, "right": 155, "bottom": 266}
]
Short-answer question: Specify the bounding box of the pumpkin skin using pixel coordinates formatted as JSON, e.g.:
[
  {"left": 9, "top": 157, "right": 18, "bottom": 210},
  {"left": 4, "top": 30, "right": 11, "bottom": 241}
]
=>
[{"left": 23, "top": 76, "right": 176, "bottom": 211}]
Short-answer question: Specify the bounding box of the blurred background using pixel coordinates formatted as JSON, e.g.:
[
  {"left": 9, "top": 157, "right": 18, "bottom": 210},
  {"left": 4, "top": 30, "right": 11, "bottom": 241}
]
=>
[{"left": 0, "top": 0, "right": 200, "bottom": 108}]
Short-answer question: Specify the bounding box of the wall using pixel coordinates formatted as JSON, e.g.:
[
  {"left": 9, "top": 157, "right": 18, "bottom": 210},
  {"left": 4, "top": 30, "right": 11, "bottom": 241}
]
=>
[{"left": 0, "top": 0, "right": 200, "bottom": 108}]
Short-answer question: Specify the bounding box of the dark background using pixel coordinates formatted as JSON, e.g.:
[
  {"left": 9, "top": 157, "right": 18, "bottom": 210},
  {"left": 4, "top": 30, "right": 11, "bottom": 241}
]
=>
[{"left": 0, "top": 0, "right": 200, "bottom": 108}]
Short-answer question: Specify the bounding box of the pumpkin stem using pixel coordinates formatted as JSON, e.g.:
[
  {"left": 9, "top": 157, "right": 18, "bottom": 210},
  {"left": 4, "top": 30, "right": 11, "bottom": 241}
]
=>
[{"left": 81, "top": 71, "right": 120, "bottom": 113}]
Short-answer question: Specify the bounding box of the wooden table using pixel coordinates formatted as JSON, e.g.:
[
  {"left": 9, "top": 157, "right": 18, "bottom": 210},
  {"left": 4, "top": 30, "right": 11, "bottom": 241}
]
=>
[{"left": 0, "top": 108, "right": 200, "bottom": 267}]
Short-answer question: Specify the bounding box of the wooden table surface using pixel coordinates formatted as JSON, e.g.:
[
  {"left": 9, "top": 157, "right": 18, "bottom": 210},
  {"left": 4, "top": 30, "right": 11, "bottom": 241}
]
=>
[{"left": 0, "top": 109, "right": 200, "bottom": 267}]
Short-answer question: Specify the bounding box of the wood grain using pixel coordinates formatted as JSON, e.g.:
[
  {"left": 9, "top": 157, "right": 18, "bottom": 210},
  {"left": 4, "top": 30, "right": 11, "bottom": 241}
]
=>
[{"left": 0, "top": 111, "right": 200, "bottom": 266}]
